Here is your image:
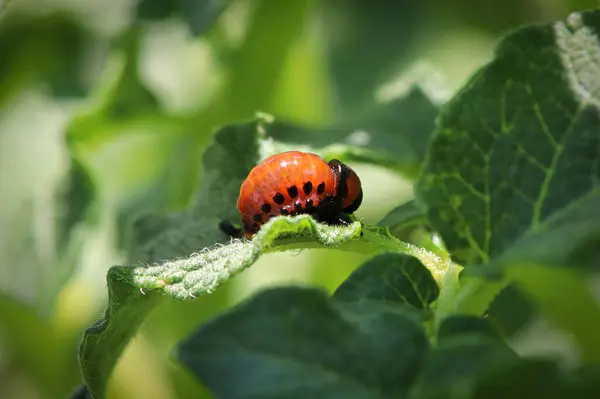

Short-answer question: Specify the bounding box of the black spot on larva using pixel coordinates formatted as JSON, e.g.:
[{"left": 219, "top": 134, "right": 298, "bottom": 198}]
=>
[
  {"left": 303, "top": 181, "right": 313, "bottom": 195},
  {"left": 294, "top": 201, "right": 303, "bottom": 212},
  {"left": 317, "top": 182, "right": 326, "bottom": 194},
  {"left": 252, "top": 223, "right": 259, "bottom": 230},
  {"left": 273, "top": 193, "right": 285, "bottom": 205},
  {"left": 305, "top": 199, "right": 314, "bottom": 209},
  {"left": 281, "top": 208, "right": 289, "bottom": 216},
  {"left": 253, "top": 214, "right": 262, "bottom": 222},
  {"left": 287, "top": 185, "right": 298, "bottom": 199},
  {"left": 261, "top": 203, "right": 271, "bottom": 213}
]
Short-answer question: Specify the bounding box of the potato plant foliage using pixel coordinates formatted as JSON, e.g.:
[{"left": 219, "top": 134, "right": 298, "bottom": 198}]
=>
[{"left": 64, "top": 7, "right": 600, "bottom": 399}]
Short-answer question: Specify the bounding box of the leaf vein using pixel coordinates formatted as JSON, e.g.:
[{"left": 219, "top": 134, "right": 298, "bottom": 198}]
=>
[
  {"left": 400, "top": 268, "right": 426, "bottom": 308},
  {"left": 532, "top": 104, "right": 585, "bottom": 226}
]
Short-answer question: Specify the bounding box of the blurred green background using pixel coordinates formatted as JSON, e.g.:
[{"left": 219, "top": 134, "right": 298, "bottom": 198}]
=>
[{"left": 0, "top": 0, "right": 598, "bottom": 398}]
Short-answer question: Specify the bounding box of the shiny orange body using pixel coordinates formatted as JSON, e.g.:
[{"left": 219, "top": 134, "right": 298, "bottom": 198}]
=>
[{"left": 233, "top": 151, "right": 363, "bottom": 239}]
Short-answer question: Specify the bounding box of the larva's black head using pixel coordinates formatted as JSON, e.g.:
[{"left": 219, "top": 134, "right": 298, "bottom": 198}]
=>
[{"left": 328, "top": 159, "right": 363, "bottom": 214}]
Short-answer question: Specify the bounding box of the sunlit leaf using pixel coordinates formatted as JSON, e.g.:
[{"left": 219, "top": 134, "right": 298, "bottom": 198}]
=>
[
  {"left": 415, "top": 8, "right": 600, "bottom": 363},
  {"left": 416, "top": 9, "right": 600, "bottom": 267}
]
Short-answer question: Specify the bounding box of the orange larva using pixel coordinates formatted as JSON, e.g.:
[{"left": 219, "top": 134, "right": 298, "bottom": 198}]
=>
[{"left": 220, "top": 151, "right": 363, "bottom": 239}]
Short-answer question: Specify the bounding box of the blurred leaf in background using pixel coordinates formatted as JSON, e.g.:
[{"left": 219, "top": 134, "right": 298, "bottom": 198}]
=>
[
  {"left": 137, "top": 0, "right": 234, "bottom": 37},
  {"left": 318, "top": 0, "right": 427, "bottom": 116},
  {"left": 0, "top": 12, "right": 95, "bottom": 105},
  {"left": 0, "top": 4, "right": 105, "bottom": 313}
]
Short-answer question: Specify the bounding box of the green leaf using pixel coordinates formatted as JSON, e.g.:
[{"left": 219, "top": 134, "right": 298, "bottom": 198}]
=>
[
  {"left": 135, "top": 215, "right": 363, "bottom": 299},
  {"left": 318, "top": 0, "right": 427, "bottom": 114},
  {"left": 42, "top": 156, "right": 98, "bottom": 306},
  {"left": 269, "top": 86, "right": 439, "bottom": 180},
  {"left": 128, "top": 112, "right": 430, "bottom": 264},
  {"left": 68, "top": 385, "right": 90, "bottom": 399},
  {"left": 80, "top": 214, "right": 364, "bottom": 398},
  {"left": 569, "top": 365, "right": 600, "bottom": 397},
  {"left": 66, "top": 27, "right": 159, "bottom": 143},
  {"left": 177, "top": 286, "right": 428, "bottom": 399},
  {"left": 220, "top": 0, "right": 316, "bottom": 119},
  {"left": 0, "top": 151, "right": 97, "bottom": 314},
  {"left": 76, "top": 117, "right": 261, "bottom": 398},
  {"left": 181, "top": 0, "right": 233, "bottom": 36},
  {"left": 471, "top": 358, "right": 600, "bottom": 398},
  {"left": 437, "top": 315, "right": 502, "bottom": 342},
  {"left": 473, "top": 358, "right": 565, "bottom": 398},
  {"left": 55, "top": 156, "right": 97, "bottom": 259},
  {"left": 416, "top": 9, "right": 600, "bottom": 266},
  {"left": 76, "top": 113, "right": 370, "bottom": 397},
  {"left": 0, "top": 12, "right": 93, "bottom": 105},
  {"left": 412, "top": 334, "right": 517, "bottom": 398},
  {"left": 78, "top": 284, "right": 161, "bottom": 399},
  {"left": 127, "top": 115, "right": 266, "bottom": 263},
  {"left": 136, "top": 0, "right": 179, "bottom": 20},
  {"left": 437, "top": 0, "right": 543, "bottom": 35},
  {"left": 136, "top": 0, "right": 233, "bottom": 37},
  {"left": 377, "top": 199, "right": 427, "bottom": 231},
  {"left": 376, "top": 200, "right": 448, "bottom": 259},
  {"left": 485, "top": 188, "right": 600, "bottom": 273},
  {"left": 111, "top": 131, "right": 208, "bottom": 248},
  {"left": 333, "top": 252, "right": 439, "bottom": 310},
  {"left": 505, "top": 264, "right": 600, "bottom": 363},
  {"left": 87, "top": 212, "right": 446, "bottom": 398},
  {"left": 78, "top": 112, "right": 454, "bottom": 398},
  {"left": 479, "top": 190, "right": 600, "bottom": 360},
  {"left": 105, "top": 28, "right": 160, "bottom": 120},
  {"left": 484, "top": 284, "right": 537, "bottom": 337},
  {"left": 64, "top": 26, "right": 165, "bottom": 171}
]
